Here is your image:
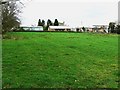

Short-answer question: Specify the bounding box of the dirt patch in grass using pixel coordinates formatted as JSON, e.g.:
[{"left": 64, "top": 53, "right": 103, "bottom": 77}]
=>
[{"left": 3, "top": 34, "right": 28, "bottom": 40}]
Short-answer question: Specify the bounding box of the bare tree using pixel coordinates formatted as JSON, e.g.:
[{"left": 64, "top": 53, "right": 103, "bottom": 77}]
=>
[{"left": 2, "top": 0, "right": 23, "bottom": 34}]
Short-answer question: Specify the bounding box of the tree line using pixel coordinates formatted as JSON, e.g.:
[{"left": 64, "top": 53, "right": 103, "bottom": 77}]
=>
[{"left": 37, "top": 19, "right": 59, "bottom": 31}]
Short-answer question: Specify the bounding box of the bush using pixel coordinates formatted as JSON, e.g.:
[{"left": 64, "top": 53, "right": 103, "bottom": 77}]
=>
[{"left": 116, "top": 25, "right": 120, "bottom": 34}]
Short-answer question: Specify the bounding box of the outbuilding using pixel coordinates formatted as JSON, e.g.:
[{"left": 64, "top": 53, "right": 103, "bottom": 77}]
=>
[
  {"left": 20, "top": 26, "right": 43, "bottom": 31},
  {"left": 92, "top": 25, "right": 109, "bottom": 33},
  {"left": 48, "top": 26, "right": 76, "bottom": 32}
]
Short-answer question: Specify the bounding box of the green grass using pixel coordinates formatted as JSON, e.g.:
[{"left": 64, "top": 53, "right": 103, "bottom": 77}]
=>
[{"left": 2, "top": 32, "right": 118, "bottom": 88}]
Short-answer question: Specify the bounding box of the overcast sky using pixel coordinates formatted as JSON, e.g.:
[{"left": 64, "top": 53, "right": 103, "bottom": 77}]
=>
[{"left": 20, "top": 0, "right": 119, "bottom": 27}]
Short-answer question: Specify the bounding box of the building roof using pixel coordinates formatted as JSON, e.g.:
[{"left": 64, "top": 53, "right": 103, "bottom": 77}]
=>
[
  {"left": 20, "top": 26, "right": 43, "bottom": 31},
  {"left": 93, "top": 25, "right": 108, "bottom": 27},
  {"left": 93, "top": 25, "right": 108, "bottom": 29},
  {"left": 20, "top": 26, "right": 43, "bottom": 28},
  {"left": 49, "top": 26, "right": 75, "bottom": 29}
]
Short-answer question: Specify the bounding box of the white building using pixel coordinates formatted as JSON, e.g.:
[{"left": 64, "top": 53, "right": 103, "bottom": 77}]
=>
[
  {"left": 48, "top": 26, "right": 76, "bottom": 32},
  {"left": 20, "top": 26, "right": 43, "bottom": 31},
  {"left": 92, "top": 25, "right": 109, "bottom": 33}
]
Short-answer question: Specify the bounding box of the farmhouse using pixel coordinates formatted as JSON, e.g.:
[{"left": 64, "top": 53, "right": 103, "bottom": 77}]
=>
[
  {"left": 48, "top": 26, "right": 76, "bottom": 32},
  {"left": 20, "top": 26, "right": 43, "bottom": 31},
  {"left": 92, "top": 25, "right": 109, "bottom": 33}
]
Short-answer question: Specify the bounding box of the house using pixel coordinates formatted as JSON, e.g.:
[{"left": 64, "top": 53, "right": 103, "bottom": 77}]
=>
[
  {"left": 48, "top": 26, "right": 76, "bottom": 32},
  {"left": 20, "top": 26, "right": 43, "bottom": 31},
  {"left": 92, "top": 25, "right": 109, "bottom": 33}
]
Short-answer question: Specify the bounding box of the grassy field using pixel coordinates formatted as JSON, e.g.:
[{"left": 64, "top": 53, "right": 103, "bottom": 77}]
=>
[{"left": 2, "top": 32, "right": 118, "bottom": 88}]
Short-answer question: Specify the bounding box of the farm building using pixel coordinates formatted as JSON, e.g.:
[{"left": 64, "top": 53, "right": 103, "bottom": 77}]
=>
[
  {"left": 48, "top": 26, "right": 76, "bottom": 32},
  {"left": 20, "top": 26, "right": 43, "bottom": 31},
  {"left": 92, "top": 25, "right": 109, "bottom": 33},
  {"left": 75, "top": 27, "right": 93, "bottom": 32}
]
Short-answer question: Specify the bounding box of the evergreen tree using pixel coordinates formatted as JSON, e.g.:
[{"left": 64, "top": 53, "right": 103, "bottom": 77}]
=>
[
  {"left": 82, "top": 27, "right": 85, "bottom": 32},
  {"left": 108, "top": 22, "right": 116, "bottom": 33},
  {"left": 54, "top": 19, "right": 59, "bottom": 26},
  {"left": 38, "top": 19, "right": 42, "bottom": 26},
  {"left": 47, "top": 19, "right": 52, "bottom": 26},
  {"left": 45, "top": 19, "right": 53, "bottom": 30},
  {"left": 42, "top": 20, "right": 45, "bottom": 26},
  {"left": 116, "top": 25, "right": 120, "bottom": 34}
]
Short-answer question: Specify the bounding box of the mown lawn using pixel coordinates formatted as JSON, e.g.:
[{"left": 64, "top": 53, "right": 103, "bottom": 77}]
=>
[{"left": 2, "top": 32, "right": 118, "bottom": 88}]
